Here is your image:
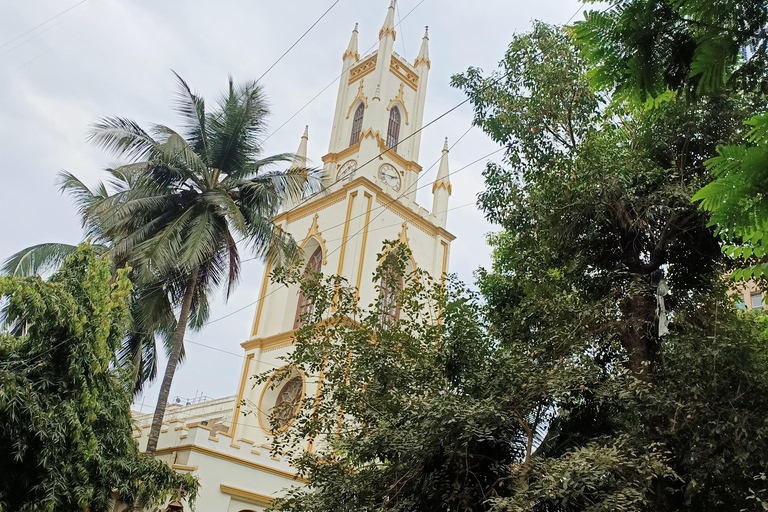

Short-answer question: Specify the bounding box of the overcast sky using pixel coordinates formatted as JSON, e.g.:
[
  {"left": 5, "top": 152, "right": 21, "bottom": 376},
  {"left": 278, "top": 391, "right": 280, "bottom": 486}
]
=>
[{"left": 0, "top": 0, "right": 584, "bottom": 412}]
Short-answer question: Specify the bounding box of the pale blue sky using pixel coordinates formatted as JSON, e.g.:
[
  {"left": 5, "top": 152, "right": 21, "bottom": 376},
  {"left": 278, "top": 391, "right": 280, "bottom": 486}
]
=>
[{"left": 0, "top": 0, "right": 585, "bottom": 411}]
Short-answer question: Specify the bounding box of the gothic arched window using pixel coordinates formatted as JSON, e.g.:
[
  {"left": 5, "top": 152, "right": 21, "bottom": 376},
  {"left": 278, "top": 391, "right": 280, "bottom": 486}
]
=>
[
  {"left": 294, "top": 246, "right": 323, "bottom": 329},
  {"left": 386, "top": 106, "right": 401, "bottom": 152},
  {"left": 379, "top": 265, "right": 403, "bottom": 325},
  {"left": 350, "top": 102, "right": 365, "bottom": 147}
]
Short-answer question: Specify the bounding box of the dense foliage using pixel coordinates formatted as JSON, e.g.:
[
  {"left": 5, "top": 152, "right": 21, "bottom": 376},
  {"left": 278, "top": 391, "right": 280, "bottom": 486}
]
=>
[
  {"left": 573, "top": 0, "right": 767, "bottom": 99},
  {"left": 574, "top": 0, "right": 768, "bottom": 277},
  {"left": 452, "top": 21, "right": 768, "bottom": 511},
  {"left": 693, "top": 113, "right": 768, "bottom": 279},
  {"left": 261, "top": 23, "right": 768, "bottom": 512},
  {"left": 265, "top": 245, "right": 523, "bottom": 512},
  {"left": 0, "top": 245, "right": 197, "bottom": 511}
]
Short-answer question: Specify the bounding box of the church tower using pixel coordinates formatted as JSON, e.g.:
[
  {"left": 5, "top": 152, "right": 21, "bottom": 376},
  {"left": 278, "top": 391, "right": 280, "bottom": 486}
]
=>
[{"left": 229, "top": 0, "right": 454, "bottom": 479}]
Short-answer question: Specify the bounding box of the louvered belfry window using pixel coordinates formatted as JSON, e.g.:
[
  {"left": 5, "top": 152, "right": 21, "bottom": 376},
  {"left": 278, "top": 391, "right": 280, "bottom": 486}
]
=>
[
  {"left": 386, "top": 106, "right": 401, "bottom": 152},
  {"left": 294, "top": 247, "right": 323, "bottom": 329},
  {"left": 350, "top": 103, "right": 365, "bottom": 147}
]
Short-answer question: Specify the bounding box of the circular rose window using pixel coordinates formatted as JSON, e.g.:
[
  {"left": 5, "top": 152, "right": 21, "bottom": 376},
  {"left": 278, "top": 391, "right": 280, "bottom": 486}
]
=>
[
  {"left": 258, "top": 368, "right": 305, "bottom": 433},
  {"left": 273, "top": 376, "right": 303, "bottom": 428}
]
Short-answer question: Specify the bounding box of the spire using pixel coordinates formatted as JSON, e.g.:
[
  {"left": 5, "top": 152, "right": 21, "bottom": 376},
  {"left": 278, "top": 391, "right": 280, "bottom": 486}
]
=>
[
  {"left": 414, "top": 26, "right": 430, "bottom": 69},
  {"left": 433, "top": 137, "right": 451, "bottom": 192},
  {"left": 342, "top": 23, "right": 360, "bottom": 62},
  {"left": 379, "top": 1, "right": 397, "bottom": 41},
  {"left": 432, "top": 137, "right": 452, "bottom": 227},
  {"left": 285, "top": 126, "right": 309, "bottom": 212},
  {"left": 290, "top": 125, "right": 309, "bottom": 170}
]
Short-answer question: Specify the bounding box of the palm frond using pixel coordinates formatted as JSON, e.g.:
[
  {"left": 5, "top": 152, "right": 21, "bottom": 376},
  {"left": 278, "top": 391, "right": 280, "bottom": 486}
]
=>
[
  {"left": 1, "top": 243, "right": 79, "bottom": 276},
  {"left": 209, "top": 79, "right": 269, "bottom": 177},
  {"left": 224, "top": 229, "right": 240, "bottom": 300},
  {"left": 133, "top": 204, "right": 198, "bottom": 272},
  {"left": 87, "top": 117, "right": 159, "bottom": 161},
  {"left": 151, "top": 126, "right": 210, "bottom": 187},
  {"left": 57, "top": 171, "right": 109, "bottom": 237},
  {"left": 172, "top": 71, "right": 210, "bottom": 162},
  {"left": 224, "top": 152, "right": 295, "bottom": 180}
]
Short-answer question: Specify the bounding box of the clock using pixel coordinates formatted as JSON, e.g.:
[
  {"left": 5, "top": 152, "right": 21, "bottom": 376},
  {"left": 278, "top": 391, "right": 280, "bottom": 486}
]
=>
[
  {"left": 378, "top": 164, "right": 401, "bottom": 191},
  {"left": 337, "top": 160, "right": 357, "bottom": 182}
]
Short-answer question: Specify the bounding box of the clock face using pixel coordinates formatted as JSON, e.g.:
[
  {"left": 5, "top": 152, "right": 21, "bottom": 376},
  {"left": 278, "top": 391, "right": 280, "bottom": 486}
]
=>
[
  {"left": 378, "top": 164, "right": 401, "bottom": 191},
  {"left": 338, "top": 160, "right": 357, "bottom": 182}
]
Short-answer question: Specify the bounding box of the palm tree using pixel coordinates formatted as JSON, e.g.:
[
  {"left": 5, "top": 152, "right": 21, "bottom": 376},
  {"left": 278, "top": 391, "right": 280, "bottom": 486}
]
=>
[{"left": 3, "top": 74, "right": 320, "bottom": 455}]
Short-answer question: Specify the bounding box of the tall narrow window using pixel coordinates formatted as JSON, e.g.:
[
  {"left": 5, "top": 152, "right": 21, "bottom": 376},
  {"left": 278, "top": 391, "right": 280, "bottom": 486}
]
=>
[
  {"left": 386, "top": 106, "right": 401, "bottom": 152},
  {"left": 350, "top": 103, "right": 365, "bottom": 147},
  {"left": 379, "top": 266, "right": 403, "bottom": 325},
  {"left": 294, "top": 247, "right": 323, "bottom": 329},
  {"left": 752, "top": 292, "right": 764, "bottom": 311}
]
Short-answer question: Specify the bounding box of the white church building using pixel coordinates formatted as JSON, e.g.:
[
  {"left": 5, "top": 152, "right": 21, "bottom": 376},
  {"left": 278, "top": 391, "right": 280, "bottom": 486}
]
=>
[{"left": 132, "top": 2, "right": 455, "bottom": 509}]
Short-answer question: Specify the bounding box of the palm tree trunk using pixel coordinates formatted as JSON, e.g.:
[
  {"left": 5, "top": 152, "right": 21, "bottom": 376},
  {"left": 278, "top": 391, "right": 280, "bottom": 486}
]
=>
[{"left": 145, "top": 268, "right": 199, "bottom": 457}]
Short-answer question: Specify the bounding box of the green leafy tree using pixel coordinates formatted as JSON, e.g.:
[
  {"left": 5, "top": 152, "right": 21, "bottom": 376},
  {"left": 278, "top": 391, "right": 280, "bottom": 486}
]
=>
[
  {"left": 2, "top": 74, "right": 320, "bottom": 455},
  {"left": 692, "top": 112, "right": 768, "bottom": 279},
  {"left": 451, "top": 22, "right": 749, "bottom": 380},
  {"left": 262, "top": 245, "right": 534, "bottom": 512},
  {"left": 451, "top": 22, "right": 768, "bottom": 510},
  {"left": 573, "top": 0, "right": 768, "bottom": 99},
  {"left": 574, "top": 1, "right": 768, "bottom": 277},
  {"left": 0, "top": 244, "right": 197, "bottom": 511}
]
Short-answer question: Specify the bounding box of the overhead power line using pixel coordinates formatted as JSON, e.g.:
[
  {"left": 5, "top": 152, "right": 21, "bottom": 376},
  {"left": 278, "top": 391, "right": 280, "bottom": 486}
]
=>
[
  {"left": 0, "top": 0, "right": 88, "bottom": 49},
  {"left": 255, "top": 0, "right": 342, "bottom": 83},
  {"left": 0, "top": 2, "right": 89, "bottom": 57},
  {"left": 263, "top": 0, "right": 428, "bottom": 143}
]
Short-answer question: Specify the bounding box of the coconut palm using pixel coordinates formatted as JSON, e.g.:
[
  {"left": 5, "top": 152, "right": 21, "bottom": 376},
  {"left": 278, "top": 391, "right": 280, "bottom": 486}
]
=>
[{"left": 3, "top": 74, "right": 320, "bottom": 455}]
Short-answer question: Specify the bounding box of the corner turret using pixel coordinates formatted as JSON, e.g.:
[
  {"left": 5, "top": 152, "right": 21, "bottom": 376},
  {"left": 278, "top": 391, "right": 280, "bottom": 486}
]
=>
[
  {"left": 284, "top": 126, "right": 309, "bottom": 211},
  {"left": 431, "top": 138, "right": 452, "bottom": 227},
  {"left": 414, "top": 26, "right": 430, "bottom": 70},
  {"left": 343, "top": 23, "right": 359, "bottom": 62}
]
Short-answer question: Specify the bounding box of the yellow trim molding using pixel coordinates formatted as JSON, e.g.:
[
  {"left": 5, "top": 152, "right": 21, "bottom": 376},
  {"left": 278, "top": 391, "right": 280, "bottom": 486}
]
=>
[
  {"left": 376, "top": 135, "right": 422, "bottom": 174},
  {"left": 346, "top": 79, "right": 368, "bottom": 119},
  {"left": 322, "top": 142, "right": 361, "bottom": 166},
  {"left": 337, "top": 191, "right": 358, "bottom": 275},
  {"left": 374, "top": 193, "right": 456, "bottom": 242},
  {"left": 241, "top": 330, "right": 297, "bottom": 352},
  {"left": 172, "top": 464, "right": 198, "bottom": 471},
  {"left": 229, "top": 353, "right": 255, "bottom": 437},
  {"left": 251, "top": 255, "right": 273, "bottom": 337},
  {"left": 220, "top": 484, "right": 276, "bottom": 507},
  {"left": 360, "top": 127, "right": 381, "bottom": 142},
  {"left": 300, "top": 214, "right": 329, "bottom": 265},
  {"left": 379, "top": 26, "right": 397, "bottom": 41},
  {"left": 257, "top": 365, "right": 307, "bottom": 435},
  {"left": 356, "top": 192, "right": 374, "bottom": 295},
  {"left": 414, "top": 55, "right": 431, "bottom": 69},
  {"left": 398, "top": 222, "right": 418, "bottom": 270},
  {"left": 349, "top": 53, "right": 377, "bottom": 84},
  {"left": 440, "top": 240, "right": 449, "bottom": 284},
  {"left": 377, "top": 222, "right": 418, "bottom": 271},
  {"left": 153, "top": 445, "right": 308, "bottom": 482},
  {"left": 273, "top": 177, "right": 456, "bottom": 241},
  {"left": 386, "top": 82, "right": 410, "bottom": 125},
  {"left": 390, "top": 55, "right": 419, "bottom": 90},
  {"left": 432, "top": 179, "right": 452, "bottom": 195}
]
